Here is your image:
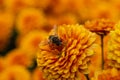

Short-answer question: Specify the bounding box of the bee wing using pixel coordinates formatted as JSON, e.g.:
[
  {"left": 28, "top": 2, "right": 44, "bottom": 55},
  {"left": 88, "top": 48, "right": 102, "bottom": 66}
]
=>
[
  {"left": 49, "top": 25, "right": 58, "bottom": 36},
  {"left": 39, "top": 40, "right": 48, "bottom": 47},
  {"left": 53, "top": 25, "right": 58, "bottom": 35}
]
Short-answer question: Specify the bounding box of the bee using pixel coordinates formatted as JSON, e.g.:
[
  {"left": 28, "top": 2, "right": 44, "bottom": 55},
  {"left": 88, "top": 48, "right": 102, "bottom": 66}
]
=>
[
  {"left": 48, "top": 25, "right": 62, "bottom": 46},
  {"left": 49, "top": 35, "right": 62, "bottom": 46}
]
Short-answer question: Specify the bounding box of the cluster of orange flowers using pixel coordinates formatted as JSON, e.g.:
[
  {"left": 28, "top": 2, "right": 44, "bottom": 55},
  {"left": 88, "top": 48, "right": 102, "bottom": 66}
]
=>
[
  {"left": 1, "top": 0, "right": 120, "bottom": 80},
  {"left": 37, "top": 21, "right": 120, "bottom": 80}
]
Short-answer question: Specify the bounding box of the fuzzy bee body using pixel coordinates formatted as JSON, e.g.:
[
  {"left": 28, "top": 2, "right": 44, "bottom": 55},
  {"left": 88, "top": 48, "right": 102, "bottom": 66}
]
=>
[{"left": 49, "top": 35, "right": 62, "bottom": 46}]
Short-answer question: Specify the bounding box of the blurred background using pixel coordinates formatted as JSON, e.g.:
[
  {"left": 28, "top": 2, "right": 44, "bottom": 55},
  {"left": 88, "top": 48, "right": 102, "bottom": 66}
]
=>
[{"left": 0, "top": 0, "right": 120, "bottom": 80}]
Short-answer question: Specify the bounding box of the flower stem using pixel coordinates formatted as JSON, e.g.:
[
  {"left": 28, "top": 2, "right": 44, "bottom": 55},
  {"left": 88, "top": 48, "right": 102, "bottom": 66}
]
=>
[
  {"left": 97, "top": 32, "right": 106, "bottom": 70},
  {"left": 85, "top": 74, "right": 90, "bottom": 80},
  {"left": 100, "top": 34, "right": 104, "bottom": 70}
]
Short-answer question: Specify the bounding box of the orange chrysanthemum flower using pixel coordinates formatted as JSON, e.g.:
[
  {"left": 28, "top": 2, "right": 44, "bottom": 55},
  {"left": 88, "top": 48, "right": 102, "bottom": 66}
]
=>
[
  {"left": 4, "top": 0, "right": 35, "bottom": 14},
  {"left": 0, "top": 12, "right": 14, "bottom": 51},
  {"left": 16, "top": 8, "right": 46, "bottom": 34},
  {"left": 93, "top": 68, "right": 120, "bottom": 80},
  {"left": 5, "top": 48, "right": 33, "bottom": 67},
  {"left": 0, "top": 66, "right": 31, "bottom": 80},
  {"left": 107, "top": 22, "right": 120, "bottom": 69},
  {"left": 37, "top": 24, "right": 97, "bottom": 80},
  {"left": 19, "top": 30, "right": 48, "bottom": 56},
  {"left": 84, "top": 19, "right": 115, "bottom": 33}
]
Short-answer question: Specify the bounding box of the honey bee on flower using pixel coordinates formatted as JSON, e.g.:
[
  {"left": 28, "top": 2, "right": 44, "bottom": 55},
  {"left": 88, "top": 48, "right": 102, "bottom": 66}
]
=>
[
  {"left": 48, "top": 26, "right": 62, "bottom": 46},
  {"left": 37, "top": 24, "right": 97, "bottom": 80},
  {"left": 49, "top": 35, "right": 62, "bottom": 46},
  {"left": 48, "top": 26, "right": 64, "bottom": 52}
]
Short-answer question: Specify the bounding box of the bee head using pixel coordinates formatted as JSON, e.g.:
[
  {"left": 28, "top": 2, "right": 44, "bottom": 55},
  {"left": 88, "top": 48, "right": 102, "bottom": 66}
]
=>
[{"left": 49, "top": 35, "right": 62, "bottom": 46}]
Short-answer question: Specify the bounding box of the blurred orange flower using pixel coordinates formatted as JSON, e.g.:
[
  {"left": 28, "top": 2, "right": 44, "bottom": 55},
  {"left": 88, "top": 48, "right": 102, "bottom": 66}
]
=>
[
  {"left": 50, "top": 0, "right": 90, "bottom": 15},
  {"left": 34, "top": 0, "right": 51, "bottom": 9},
  {"left": 46, "top": 14, "right": 78, "bottom": 31},
  {"left": 0, "top": 12, "right": 14, "bottom": 51},
  {"left": 47, "top": 14, "right": 78, "bottom": 25},
  {"left": 89, "top": 2, "right": 119, "bottom": 21},
  {"left": 57, "top": 14, "right": 78, "bottom": 25},
  {"left": 5, "top": 48, "right": 33, "bottom": 67},
  {"left": 4, "top": 0, "right": 35, "bottom": 14},
  {"left": 16, "top": 8, "right": 46, "bottom": 34},
  {"left": 37, "top": 24, "right": 97, "bottom": 79},
  {"left": 0, "top": 57, "right": 5, "bottom": 72},
  {"left": 0, "top": 66, "right": 31, "bottom": 80},
  {"left": 89, "top": 34, "right": 102, "bottom": 79},
  {"left": 19, "top": 30, "right": 48, "bottom": 56},
  {"left": 0, "top": 0, "right": 4, "bottom": 9},
  {"left": 103, "top": 34, "right": 110, "bottom": 64},
  {"left": 32, "top": 68, "right": 45, "bottom": 80},
  {"left": 46, "top": 16, "right": 58, "bottom": 30}
]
